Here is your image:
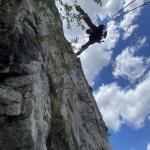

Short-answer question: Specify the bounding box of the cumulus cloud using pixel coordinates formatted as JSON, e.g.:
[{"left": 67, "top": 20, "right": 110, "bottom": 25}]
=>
[
  {"left": 94, "top": 71, "right": 150, "bottom": 131},
  {"left": 120, "top": 0, "right": 144, "bottom": 39},
  {"left": 147, "top": 143, "right": 150, "bottom": 150},
  {"left": 101, "top": 0, "right": 123, "bottom": 19},
  {"left": 80, "top": 46, "right": 112, "bottom": 85},
  {"left": 113, "top": 42, "right": 149, "bottom": 82},
  {"left": 122, "top": 24, "right": 139, "bottom": 40},
  {"left": 137, "top": 36, "right": 147, "bottom": 49}
]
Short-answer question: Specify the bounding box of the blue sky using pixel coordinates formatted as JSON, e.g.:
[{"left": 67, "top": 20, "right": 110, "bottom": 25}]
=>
[
  {"left": 110, "top": 120, "right": 150, "bottom": 150},
  {"left": 93, "top": 6, "right": 150, "bottom": 150},
  {"left": 60, "top": 0, "right": 150, "bottom": 149},
  {"left": 93, "top": 5, "right": 150, "bottom": 90}
]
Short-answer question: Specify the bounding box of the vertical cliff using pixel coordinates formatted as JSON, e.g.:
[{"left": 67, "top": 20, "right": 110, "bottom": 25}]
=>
[{"left": 0, "top": 0, "right": 111, "bottom": 150}]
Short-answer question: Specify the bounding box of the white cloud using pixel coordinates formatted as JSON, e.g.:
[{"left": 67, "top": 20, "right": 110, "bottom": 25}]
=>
[
  {"left": 113, "top": 36, "right": 149, "bottom": 82},
  {"left": 122, "top": 24, "right": 139, "bottom": 40},
  {"left": 137, "top": 36, "right": 147, "bottom": 49},
  {"left": 120, "top": 0, "right": 144, "bottom": 39},
  {"left": 94, "top": 71, "right": 150, "bottom": 132},
  {"left": 113, "top": 45, "right": 149, "bottom": 82},
  {"left": 147, "top": 143, "right": 150, "bottom": 150},
  {"left": 102, "top": 0, "right": 123, "bottom": 19}
]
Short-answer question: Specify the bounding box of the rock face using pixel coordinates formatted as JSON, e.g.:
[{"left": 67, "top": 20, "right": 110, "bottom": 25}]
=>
[{"left": 0, "top": 0, "right": 111, "bottom": 150}]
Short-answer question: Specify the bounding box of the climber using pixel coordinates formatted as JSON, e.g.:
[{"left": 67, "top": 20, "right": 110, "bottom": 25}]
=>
[{"left": 75, "top": 5, "right": 107, "bottom": 55}]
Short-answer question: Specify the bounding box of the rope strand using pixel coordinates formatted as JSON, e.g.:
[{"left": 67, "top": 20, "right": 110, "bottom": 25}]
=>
[
  {"left": 111, "top": 0, "right": 137, "bottom": 20},
  {"left": 113, "top": 1, "right": 150, "bottom": 20}
]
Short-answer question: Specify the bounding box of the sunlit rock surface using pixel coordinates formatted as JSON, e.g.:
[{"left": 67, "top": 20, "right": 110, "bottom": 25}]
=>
[{"left": 0, "top": 0, "right": 111, "bottom": 149}]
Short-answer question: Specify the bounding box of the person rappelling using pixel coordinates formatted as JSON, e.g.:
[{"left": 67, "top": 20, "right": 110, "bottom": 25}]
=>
[{"left": 75, "top": 5, "right": 107, "bottom": 55}]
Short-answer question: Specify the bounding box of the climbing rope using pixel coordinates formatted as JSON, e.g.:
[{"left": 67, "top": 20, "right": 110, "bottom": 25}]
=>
[
  {"left": 110, "top": 0, "right": 137, "bottom": 20},
  {"left": 109, "top": 0, "right": 150, "bottom": 21},
  {"left": 114, "top": 1, "right": 150, "bottom": 20}
]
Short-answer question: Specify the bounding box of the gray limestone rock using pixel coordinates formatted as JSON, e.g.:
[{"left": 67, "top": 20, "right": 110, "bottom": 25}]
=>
[
  {"left": 0, "top": 0, "right": 111, "bottom": 150},
  {"left": 0, "top": 87, "right": 22, "bottom": 116}
]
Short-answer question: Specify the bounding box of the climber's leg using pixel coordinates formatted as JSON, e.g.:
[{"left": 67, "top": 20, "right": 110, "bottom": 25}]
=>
[
  {"left": 75, "top": 5, "right": 97, "bottom": 30},
  {"left": 76, "top": 41, "right": 91, "bottom": 55},
  {"left": 75, "top": 5, "right": 85, "bottom": 15}
]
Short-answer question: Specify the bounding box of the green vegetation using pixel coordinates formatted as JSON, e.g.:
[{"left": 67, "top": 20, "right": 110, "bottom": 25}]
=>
[
  {"left": 47, "top": 77, "right": 70, "bottom": 150},
  {"left": 0, "top": 2, "right": 18, "bottom": 36},
  {"left": 33, "top": 12, "right": 42, "bottom": 25},
  {"left": 63, "top": 63, "right": 72, "bottom": 73},
  {"left": 47, "top": 0, "right": 60, "bottom": 19}
]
